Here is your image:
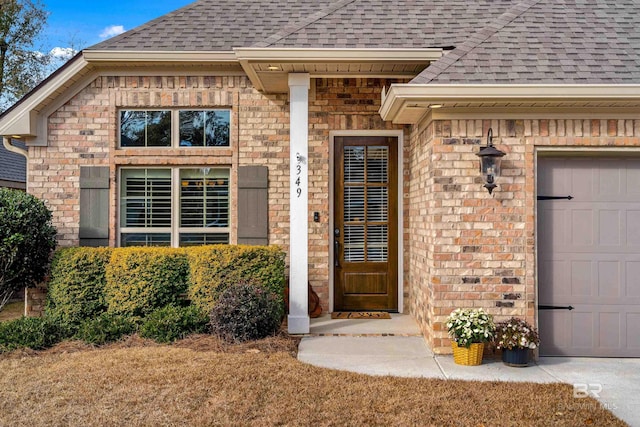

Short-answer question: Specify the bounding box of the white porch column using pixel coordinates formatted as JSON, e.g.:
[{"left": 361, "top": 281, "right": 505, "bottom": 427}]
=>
[{"left": 288, "top": 73, "right": 310, "bottom": 334}]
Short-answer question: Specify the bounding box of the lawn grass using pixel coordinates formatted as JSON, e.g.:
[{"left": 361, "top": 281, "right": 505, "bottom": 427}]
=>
[
  {"left": 0, "top": 300, "right": 24, "bottom": 322},
  {"left": 0, "top": 335, "right": 625, "bottom": 427}
]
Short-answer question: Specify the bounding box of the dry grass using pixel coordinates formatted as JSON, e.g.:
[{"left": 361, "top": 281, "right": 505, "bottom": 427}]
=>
[
  {"left": 0, "top": 334, "right": 624, "bottom": 427},
  {"left": 0, "top": 300, "right": 24, "bottom": 322}
]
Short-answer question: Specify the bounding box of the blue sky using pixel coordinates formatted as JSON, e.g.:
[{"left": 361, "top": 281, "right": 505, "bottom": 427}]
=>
[{"left": 39, "top": 0, "right": 194, "bottom": 52}]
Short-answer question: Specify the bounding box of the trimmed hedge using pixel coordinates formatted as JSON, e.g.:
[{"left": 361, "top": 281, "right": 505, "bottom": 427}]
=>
[
  {"left": 0, "top": 316, "right": 70, "bottom": 353},
  {"left": 140, "top": 305, "right": 209, "bottom": 343},
  {"left": 187, "top": 245, "right": 286, "bottom": 313},
  {"left": 105, "top": 248, "right": 189, "bottom": 317},
  {"left": 210, "top": 281, "right": 283, "bottom": 342},
  {"left": 46, "top": 247, "right": 113, "bottom": 325},
  {"left": 75, "top": 313, "right": 137, "bottom": 345}
]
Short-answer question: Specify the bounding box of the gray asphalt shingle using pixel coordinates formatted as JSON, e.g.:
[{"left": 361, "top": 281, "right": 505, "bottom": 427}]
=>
[
  {"left": 89, "top": 0, "right": 337, "bottom": 51},
  {"left": 80, "top": 0, "right": 640, "bottom": 84},
  {"left": 0, "top": 142, "right": 26, "bottom": 184},
  {"left": 413, "top": 0, "right": 640, "bottom": 84}
]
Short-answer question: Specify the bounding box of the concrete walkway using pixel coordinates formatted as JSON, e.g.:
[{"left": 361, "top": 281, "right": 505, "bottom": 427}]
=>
[{"left": 298, "top": 315, "right": 640, "bottom": 426}]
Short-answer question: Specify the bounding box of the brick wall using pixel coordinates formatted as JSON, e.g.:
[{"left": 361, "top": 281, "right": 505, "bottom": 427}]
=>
[
  {"left": 308, "top": 78, "right": 409, "bottom": 312},
  {"left": 410, "top": 117, "right": 640, "bottom": 353},
  {"left": 28, "top": 75, "right": 409, "bottom": 313}
]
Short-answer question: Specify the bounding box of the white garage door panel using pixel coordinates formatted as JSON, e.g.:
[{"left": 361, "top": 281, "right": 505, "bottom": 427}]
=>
[{"left": 538, "top": 157, "right": 640, "bottom": 357}]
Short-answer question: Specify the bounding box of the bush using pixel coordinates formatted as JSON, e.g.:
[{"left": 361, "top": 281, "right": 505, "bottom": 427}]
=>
[
  {"left": 75, "top": 313, "right": 137, "bottom": 345},
  {"left": 140, "top": 305, "right": 209, "bottom": 343},
  {"left": 0, "top": 316, "right": 70, "bottom": 352},
  {"left": 210, "top": 281, "right": 283, "bottom": 342},
  {"left": 0, "top": 188, "right": 57, "bottom": 310},
  {"left": 105, "top": 248, "right": 189, "bottom": 317},
  {"left": 46, "top": 247, "right": 113, "bottom": 326},
  {"left": 188, "top": 245, "right": 285, "bottom": 313}
]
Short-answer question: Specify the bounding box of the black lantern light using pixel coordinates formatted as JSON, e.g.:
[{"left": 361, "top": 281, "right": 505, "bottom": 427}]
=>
[{"left": 476, "top": 128, "right": 506, "bottom": 195}]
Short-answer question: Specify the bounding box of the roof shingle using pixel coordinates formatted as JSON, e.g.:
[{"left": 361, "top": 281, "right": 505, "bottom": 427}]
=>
[
  {"left": 412, "top": 0, "right": 640, "bottom": 84},
  {"left": 0, "top": 142, "right": 26, "bottom": 184}
]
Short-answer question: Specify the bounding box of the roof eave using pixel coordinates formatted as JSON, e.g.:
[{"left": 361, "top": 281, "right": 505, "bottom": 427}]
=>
[
  {"left": 380, "top": 84, "right": 640, "bottom": 124},
  {"left": 235, "top": 48, "right": 443, "bottom": 93},
  {"left": 0, "top": 55, "right": 92, "bottom": 137},
  {"left": 82, "top": 50, "right": 238, "bottom": 63}
]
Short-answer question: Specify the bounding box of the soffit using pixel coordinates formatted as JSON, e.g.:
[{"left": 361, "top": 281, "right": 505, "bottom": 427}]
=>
[
  {"left": 381, "top": 85, "right": 640, "bottom": 124},
  {"left": 235, "top": 48, "right": 443, "bottom": 92}
]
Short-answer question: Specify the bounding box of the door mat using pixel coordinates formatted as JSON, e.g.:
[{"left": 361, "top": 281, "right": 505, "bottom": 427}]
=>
[{"left": 331, "top": 312, "right": 391, "bottom": 319}]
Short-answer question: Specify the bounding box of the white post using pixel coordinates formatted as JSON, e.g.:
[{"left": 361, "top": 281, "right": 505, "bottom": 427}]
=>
[{"left": 288, "top": 73, "right": 310, "bottom": 334}]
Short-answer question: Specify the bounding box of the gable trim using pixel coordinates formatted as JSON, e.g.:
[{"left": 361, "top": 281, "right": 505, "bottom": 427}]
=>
[{"left": 380, "top": 84, "right": 640, "bottom": 124}]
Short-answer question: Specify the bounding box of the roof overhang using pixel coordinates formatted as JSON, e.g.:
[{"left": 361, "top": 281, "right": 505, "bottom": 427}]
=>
[
  {"left": 234, "top": 48, "right": 443, "bottom": 93},
  {"left": 380, "top": 84, "right": 640, "bottom": 124},
  {"left": 0, "top": 48, "right": 443, "bottom": 140},
  {"left": 0, "top": 50, "right": 242, "bottom": 139},
  {"left": 82, "top": 50, "right": 238, "bottom": 64},
  {"left": 0, "top": 54, "right": 93, "bottom": 138}
]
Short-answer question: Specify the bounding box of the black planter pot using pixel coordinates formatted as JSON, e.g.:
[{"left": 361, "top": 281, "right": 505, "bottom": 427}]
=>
[{"left": 501, "top": 348, "right": 530, "bottom": 367}]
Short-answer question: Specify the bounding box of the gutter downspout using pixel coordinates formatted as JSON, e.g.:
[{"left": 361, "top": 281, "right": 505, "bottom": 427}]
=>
[
  {"left": 2, "top": 136, "right": 27, "bottom": 189},
  {"left": 3, "top": 137, "right": 27, "bottom": 159}
]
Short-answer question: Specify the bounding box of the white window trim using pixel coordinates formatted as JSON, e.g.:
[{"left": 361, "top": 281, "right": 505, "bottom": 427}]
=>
[
  {"left": 117, "top": 108, "right": 232, "bottom": 149},
  {"left": 118, "top": 166, "right": 231, "bottom": 248}
]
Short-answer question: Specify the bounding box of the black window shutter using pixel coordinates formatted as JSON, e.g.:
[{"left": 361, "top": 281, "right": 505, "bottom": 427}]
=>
[
  {"left": 79, "top": 166, "right": 110, "bottom": 247},
  {"left": 237, "top": 166, "right": 268, "bottom": 245}
]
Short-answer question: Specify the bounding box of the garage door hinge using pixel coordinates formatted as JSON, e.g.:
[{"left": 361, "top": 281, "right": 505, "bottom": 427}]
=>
[
  {"left": 537, "top": 195, "right": 573, "bottom": 200},
  {"left": 539, "top": 305, "right": 574, "bottom": 310}
]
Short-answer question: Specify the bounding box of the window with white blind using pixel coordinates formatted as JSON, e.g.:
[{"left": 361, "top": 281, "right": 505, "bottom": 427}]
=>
[
  {"left": 343, "top": 145, "right": 389, "bottom": 262},
  {"left": 119, "top": 109, "right": 230, "bottom": 148},
  {"left": 119, "top": 168, "right": 230, "bottom": 247}
]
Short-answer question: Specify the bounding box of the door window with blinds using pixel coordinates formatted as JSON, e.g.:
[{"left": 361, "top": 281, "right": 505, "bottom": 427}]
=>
[
  {"left": 343, "top": 146, "right": 389, "bottom": 262},
  {"left": 119, "top": 168, "right": 230, "bottom": 247}
]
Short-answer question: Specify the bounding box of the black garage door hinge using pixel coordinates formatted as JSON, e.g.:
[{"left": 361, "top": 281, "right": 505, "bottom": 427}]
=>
[
  {"left": 537, "top": 195, "right": 574, "bottom": 200},
  {"left": 539, "top": 305, "right": 574, "bottom": 310}
]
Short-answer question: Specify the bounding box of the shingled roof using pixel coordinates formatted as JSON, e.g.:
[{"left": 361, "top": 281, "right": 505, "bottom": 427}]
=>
[
  {"left": 89, "top": 0, "right": 640, "bottom": 84},
  {"left": 412, "top": 0, "right": 640, "bottom": 84},
  {"left": 0, "top": 142, "right": 26, "bottom": 186},
  {"left": 89, "top": 0, "right": 515, "bottom": 51},
  {"left": 89, "top": 0, "right": 338, "bottom": 51}
]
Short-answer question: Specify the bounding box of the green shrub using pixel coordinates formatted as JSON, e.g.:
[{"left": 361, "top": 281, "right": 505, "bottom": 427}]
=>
[
  {"left": 209, "top": 281, "right": 283, "bottom": 342},
  {"left": 0, "top": 316, "right": 70, "bottom": 352},
  {"left": 105, "top": 247, "right": 189, "bottom": 317},
  {"left": 75, "top": 313, "right": 137, "bottom": 345},
  {"left": 140, "top": 305, "right": 209, "bottom": 343},
  {"left": 0, "top": 188, "right": 57, "bottom": 311},
  {"left": 187, "top": 245, "right": 285, "bottom": 313},
  {"left": 46, "top": 247, "right": 113, "bottom": 326}
]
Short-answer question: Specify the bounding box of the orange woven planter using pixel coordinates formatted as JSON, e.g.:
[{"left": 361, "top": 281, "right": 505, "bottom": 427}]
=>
[{"left": 452, "top": 342, "right": 484, "bottom": 366}]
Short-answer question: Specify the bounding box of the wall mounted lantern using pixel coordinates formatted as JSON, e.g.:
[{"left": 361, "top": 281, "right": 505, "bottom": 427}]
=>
[{"left": 476, "top": 128, "right": 506, "bottom": 195}]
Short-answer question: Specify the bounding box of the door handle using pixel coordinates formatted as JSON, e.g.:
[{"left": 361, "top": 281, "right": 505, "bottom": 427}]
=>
[{"left": 334, "top": 228, "right": 340, "bottom": 267}]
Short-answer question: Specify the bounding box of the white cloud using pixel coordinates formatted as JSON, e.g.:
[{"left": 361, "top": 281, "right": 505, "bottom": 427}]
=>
[
  {"left": 99, "top": 25, "right": 125, "bottom": 39},
  {"left": 49, "top": 47, "right": 76, "bottom": 59}
]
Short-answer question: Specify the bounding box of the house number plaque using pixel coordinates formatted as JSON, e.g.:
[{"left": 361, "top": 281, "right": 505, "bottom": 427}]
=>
[{"left": 295, "top": 152, "right": 305, "bottom": 198}]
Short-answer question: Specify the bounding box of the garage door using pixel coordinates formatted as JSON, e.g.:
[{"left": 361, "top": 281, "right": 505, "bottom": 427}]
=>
[{"left": 538, "top": 157, "right": 640, "bottom": 357}]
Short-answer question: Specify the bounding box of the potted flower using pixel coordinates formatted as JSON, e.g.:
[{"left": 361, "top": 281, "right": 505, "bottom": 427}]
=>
[
  {"left": 446, "top": 308, "right": 495, "bottom": 366},
  {"left": 493, "top": 317, "right": 540, "bottom": 367}
]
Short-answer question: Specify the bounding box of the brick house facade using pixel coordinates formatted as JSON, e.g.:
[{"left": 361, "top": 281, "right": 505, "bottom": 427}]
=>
[{"left": 2, "top": 0, "right": 640, "bottom": 356}]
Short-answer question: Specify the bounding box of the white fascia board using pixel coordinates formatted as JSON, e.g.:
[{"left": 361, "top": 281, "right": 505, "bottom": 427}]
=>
[
  {"left": 0, "top": 56, "right": 91, "bottom": 137},
  {"left": 234, "top": 48, "right": 443, "bottom": 62},
  {"left": 380, "top": 84, "right": 640, "bottom": 123},
  {"left": 83, "top": 50, "right": 237, "bottom": 63}
]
